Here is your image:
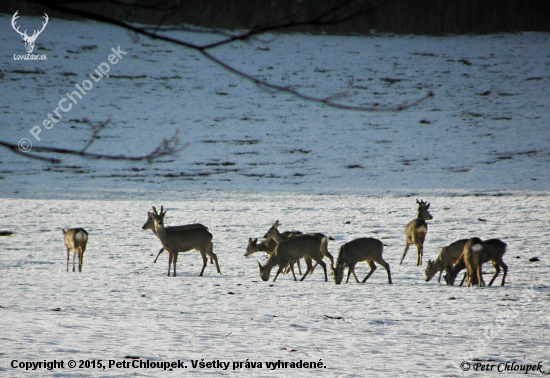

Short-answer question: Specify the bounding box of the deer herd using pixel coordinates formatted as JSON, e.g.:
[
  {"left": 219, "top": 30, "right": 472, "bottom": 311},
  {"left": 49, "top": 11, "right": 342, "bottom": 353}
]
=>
[{"left": 62, "top": 200, "right": 508, "bottom": 287}]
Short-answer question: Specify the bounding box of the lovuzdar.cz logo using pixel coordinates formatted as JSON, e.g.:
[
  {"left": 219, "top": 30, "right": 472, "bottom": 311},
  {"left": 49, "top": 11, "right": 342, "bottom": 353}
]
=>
[{"left": 11, "top": 10, "right": 48, "bottom": 60}]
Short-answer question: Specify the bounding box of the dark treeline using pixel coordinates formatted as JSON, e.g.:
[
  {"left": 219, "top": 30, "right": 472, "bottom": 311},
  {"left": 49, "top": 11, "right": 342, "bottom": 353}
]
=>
[{"left": 2, "top": 0, "right": 550, "bottom": 35}]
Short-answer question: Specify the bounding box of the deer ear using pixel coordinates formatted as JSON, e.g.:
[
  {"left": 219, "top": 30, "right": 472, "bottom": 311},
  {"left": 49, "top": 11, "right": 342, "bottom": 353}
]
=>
[
  {"left": 62, "top": 229, "right": 66, "bottom": 234},
  {"left": 257, "top": 261, "right": 263, "bottom": 270},
  {"left": 273, "top": 220, "right": 279, "bottom": 228},
  {"left": 253, "top": 238, "right": 257, "bottom": 243}
]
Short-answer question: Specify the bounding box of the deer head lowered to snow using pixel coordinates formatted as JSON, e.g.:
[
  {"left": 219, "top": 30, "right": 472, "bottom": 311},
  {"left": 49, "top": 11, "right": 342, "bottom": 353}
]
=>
[{"left": 11, "top": 11, "right": 49, "bottom": 54}]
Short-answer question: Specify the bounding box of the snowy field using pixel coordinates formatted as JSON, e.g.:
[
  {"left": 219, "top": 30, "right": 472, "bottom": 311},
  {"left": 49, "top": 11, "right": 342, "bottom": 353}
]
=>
[{"left": 1, "top": 13, "right": 550, "bottom": 377}]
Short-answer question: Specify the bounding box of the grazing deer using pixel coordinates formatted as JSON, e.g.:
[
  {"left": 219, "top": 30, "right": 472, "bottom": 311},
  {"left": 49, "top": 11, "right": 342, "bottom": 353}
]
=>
[
  {"left": 63, "top": 228, "right": 88, "bottom": 273},
  {"left": 147, "top": 206, "right": 220, "bottom": 277},
  {"left": 245, "top": 237, "right": 278, "bottom": 257},
  {"left": 424, "top": 239, "right": 469, "bottom": 283},
  {"left": 400, "top": 199, "right": 433, "bottom": 266},
  {"left": 258, "top": 235, "right": 329, "bottom": 282},
  {"left": 330, "top": 238, "right": 392, "bottom": 285},
  {"left": 463, "top": 237, "right": 485, "bottom": 287},
  {"left": 263, "top": 220, "right": 334, "bottom": 269},
  {"left": 141, "top": 213, "right": 208, "bottom": 263},
  {"left": 444, "top": 238, "right": 508, "bottom": 286}
]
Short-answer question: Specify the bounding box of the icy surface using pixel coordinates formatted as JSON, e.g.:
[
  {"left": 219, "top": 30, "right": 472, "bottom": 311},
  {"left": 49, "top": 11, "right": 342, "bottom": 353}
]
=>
[{"left": 1, "top": 14, "right": 549, "bottom": 377}]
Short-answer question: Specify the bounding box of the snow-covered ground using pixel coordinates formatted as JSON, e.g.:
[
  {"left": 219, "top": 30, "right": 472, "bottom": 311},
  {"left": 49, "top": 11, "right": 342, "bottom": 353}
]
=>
[{"left": 1, "top": 13, "right": 549, "bottom": 377}]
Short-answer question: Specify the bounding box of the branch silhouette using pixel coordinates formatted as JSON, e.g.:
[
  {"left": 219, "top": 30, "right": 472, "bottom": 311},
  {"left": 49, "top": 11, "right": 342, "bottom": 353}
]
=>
[{"left": 28, "top": 0, "right": 432, "bottom": 111}]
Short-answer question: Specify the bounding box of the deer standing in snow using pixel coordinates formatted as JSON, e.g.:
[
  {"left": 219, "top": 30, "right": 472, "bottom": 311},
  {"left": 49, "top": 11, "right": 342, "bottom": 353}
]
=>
[
  {"left": 424, "top": 239, "right": 469, "bottom": 283},
  {"left": 400, "top": 199, "right": 433, "bottom": 266},
  {"left": 330, "top": 237, "right": 392, "bottom": 284},
  {"left": 146, "top": 206, "right": 220, "bottom": 277},
  {"left": 141, "top": 213, "right": 208, "bottom": 263},
  {"left": 263, "top": 220, "right": 334, "bottom": 270},
  {"left": 63, "top": 228, "right": 88, "bottom": 273},
  {"left": 463, "top": 237, "right": 485, "bottom": 287},
  {"left": 444, "top": 238, "right": 508, "bottom": 286},
  {"left": 258, "top": 234, "right": 329, "bottom": 282}
]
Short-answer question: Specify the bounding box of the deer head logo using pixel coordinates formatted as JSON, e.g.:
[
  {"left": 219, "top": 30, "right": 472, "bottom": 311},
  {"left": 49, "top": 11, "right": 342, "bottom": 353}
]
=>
[{"left": 11, "top": 11, "right": 49, "bottom": 54}]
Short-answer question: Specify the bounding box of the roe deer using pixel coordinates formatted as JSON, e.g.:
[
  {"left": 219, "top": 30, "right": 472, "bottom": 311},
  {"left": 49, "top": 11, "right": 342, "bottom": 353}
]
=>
[
  {"left": 245, "top": 229, "right": 305, "bottom": 274},
  {"left": 425, "top": 239, "right": 469, "bottom": 283},
  {"left": 263, "top": 220, "right": 334, "bottom": 270},
  {"left": 257, "top": 235, "right": 329, "bottom": 282},
  {"left": 141, "top": 213, "right": 208, "bottom": 263},
  {"left": 245, "top": 237, "right": 278, "bottom": 257},
  {"left": 400, "top": 199, "right": 433, "bottom": 266},
  {"left": 463, "top": 237, "right": 485, "bottom": 287},
  {"left": 330, "top": 237, "right": 392, "bottom": 284},
  {"left": 147, "top": 206, "right": 221, "bottom": 277},
  {"left": 444, "top": 238, "right": 508, "bottom": 286},
  {"left": 63, "top": 228, "right": 88, "bottom": 273}
]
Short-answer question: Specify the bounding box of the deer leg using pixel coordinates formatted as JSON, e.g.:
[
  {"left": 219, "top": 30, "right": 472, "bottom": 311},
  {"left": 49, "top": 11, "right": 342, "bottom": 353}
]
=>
[
  {"left": 172, "top": 252, "right": 178, "bottom": 277},
  {"left": 459, "top": 272, "right": 467, "bottom": 286},
  {"left": 167, "top": 252, "right": 173, "bottom": 276},
  {"left": 66, "top": 247, "right": 70, "bottom": 272},
  {"left": 488, "top": 262, "right": 501, "bottom": 286},
  {"left": 346, "top": 264, "right": 355, "bottom": 284},
  {"left": 199, "top": 250, "right": 208, "bottom": 277},
  {"left": 500, "top": 262, "right": 508, "bottom": 286},
  {"left": 273, "top": 265, "right": 286, "bottom": 282},
  {"left": 361, "top": 260, "right": 377, "bottom": 283},
  {"left": 78, "top": 249, "right": 83, "bottom": 273},
  {"left": 375, "top": 257, "right": 393, "bottom": 284},
  {"left": 318, "top": 260, "right": 328, "bottom": 282},
  {"left": 72, "top": 250, "right": 76, "bottom": 272},
  {"left": 477, "top": 265, "right": 484, "bottom": 287},
  {"left": 206, "top": 243, "right": 221, "bottom": 274},
  {"left": 296, "top": 259, "right": 302, "bottom": 275},
  {"left": 438, "top": 270, "right": 443, "bottom": 283},
  {"left": 400, "top": 243, "right": 410, "bottom": 265},
  {"left": 415, "top": 243, "right": 423, "bottom": 266},
  {"left": 153, "top": 247, "right": 164, "bottom": 263},
  {"left": 288, "top": 263, "right": 297, "bottom": 281}
]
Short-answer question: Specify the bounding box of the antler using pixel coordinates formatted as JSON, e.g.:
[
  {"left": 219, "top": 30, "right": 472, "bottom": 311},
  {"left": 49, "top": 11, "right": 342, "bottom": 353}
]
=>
[
  {"left": 160, "top": 205, "right": 167, "bottom": 217},
  {"left": 416, "top": 199, "right": 430, "bottom": 208},
  {"left": 30, "top": 13, "right": 49, "bottom": 40},
  {"left": 151, "top": 206, "right": 158, "bottom": 216},
  {"left": 11, "top": 11, "right": 26, "bottom": 38}
]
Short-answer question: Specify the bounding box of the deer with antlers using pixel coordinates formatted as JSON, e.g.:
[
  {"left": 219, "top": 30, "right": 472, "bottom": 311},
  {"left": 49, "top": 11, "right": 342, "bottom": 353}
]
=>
[
  {"left": 146, "top": 206, "right": 220, "bottom": 277},
  {"left": 400, "top": 199, "right": 433, "bottom": 266},
  {"left": 11, "top": 11, "right": 49, "bottom": 54},
  {"left": 141, "top": 212, "right": 209, "bottom": 264}
]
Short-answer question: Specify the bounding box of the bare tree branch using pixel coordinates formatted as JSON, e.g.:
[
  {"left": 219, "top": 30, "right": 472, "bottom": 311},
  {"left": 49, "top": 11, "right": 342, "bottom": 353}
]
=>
[
  {"left": 28, "top": 0, "right": 432, "bottom": 111},
  {"left": 0, "top": 120, "right": 186, "bottom": 163}
]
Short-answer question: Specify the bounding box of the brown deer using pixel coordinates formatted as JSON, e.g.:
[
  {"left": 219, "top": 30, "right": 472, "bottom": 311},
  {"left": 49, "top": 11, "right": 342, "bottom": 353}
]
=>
[
  {"left": 330, "top": 237, "right": 392, "bottom": 285},
  {"left": 263, "top": 220, "right": 334, "bottom": 269},
  {"left": 444, "top": 238, "right": 508, "bottom": 286},
  {"left": 63, "top": 228, "right": 88, "bottom": 273},
  {"left": 258, "top": 235, "right": 329, "bottom": 282},
  {"left": 400, "top": 199, "right": 433, "bottom": 266},
  {"left": 424, "top": 239, "right": 469, "bottom": 283},
  {"left": 141, "top": 213, "right": 208, "bottom": 263},
  {"left": 147, "top": 206, "right": 220, "bottom": 277},
  {"left": 245, "top": 237, "right": 277, "bottom": 257},
  {"left": 463, "top": 237, "right": 485, "bottom": 287}
]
